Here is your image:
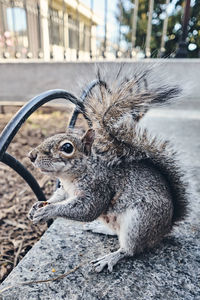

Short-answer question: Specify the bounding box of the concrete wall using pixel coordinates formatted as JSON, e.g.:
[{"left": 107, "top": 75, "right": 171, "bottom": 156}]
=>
[{"left": 0, "top": 59, "right": 199, "bottom": 102}]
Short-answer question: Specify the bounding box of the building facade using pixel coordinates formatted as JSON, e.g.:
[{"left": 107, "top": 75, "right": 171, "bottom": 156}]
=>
[{"left": 0, "top": 0, "right": 102, "bottom": 60}]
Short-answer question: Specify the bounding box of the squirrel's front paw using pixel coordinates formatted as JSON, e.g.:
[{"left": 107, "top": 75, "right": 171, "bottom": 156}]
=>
[
  {"left": 32, "top": 204, "right": 54, "bottom": 224},
  {"left": 28, "top": 201, "right": 49, "bottom": 221}
]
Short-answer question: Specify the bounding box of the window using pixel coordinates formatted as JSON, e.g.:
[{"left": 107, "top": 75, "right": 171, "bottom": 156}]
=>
[
  {"left": 68, "top": 15, "right": 78, "bottom": 49},
  {"left": 49, "top": 8, "right": 63, "bottom": 46},
  {"left": 6, "top": 6, "right": 28, "bottom": 56},
  {"left": 83, "top": 24, "right": 90, "bottom": 52},
  {"left": 6, "top": 6, "right": 27, "bottom": 32}
]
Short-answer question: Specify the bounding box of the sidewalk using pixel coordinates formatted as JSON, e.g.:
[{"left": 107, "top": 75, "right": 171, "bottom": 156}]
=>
[{"left": 0, "top": 60, "right": 200, "bottom": 102}]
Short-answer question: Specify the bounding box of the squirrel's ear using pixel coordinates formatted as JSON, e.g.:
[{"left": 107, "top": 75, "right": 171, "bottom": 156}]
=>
[{"left": 81, "top": 129, "right": 95, "bottom": 155}]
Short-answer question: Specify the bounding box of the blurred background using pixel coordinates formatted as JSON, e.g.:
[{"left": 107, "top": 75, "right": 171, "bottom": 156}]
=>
[{"left": 0, "top": 0, "right": 199, "bottom": 61}]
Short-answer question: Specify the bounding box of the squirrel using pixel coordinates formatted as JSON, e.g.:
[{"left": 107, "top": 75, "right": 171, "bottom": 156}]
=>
[{"left": 28, "top": 65, "right": 188, "bottom": 273}]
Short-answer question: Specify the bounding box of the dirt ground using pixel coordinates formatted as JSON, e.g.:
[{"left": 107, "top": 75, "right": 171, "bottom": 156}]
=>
[{"left": 0, "top": 105, "right": 86, "bottom": 283}]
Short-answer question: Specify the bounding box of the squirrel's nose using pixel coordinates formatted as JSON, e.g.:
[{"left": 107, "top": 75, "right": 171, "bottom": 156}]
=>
[{"left": 28, "top": 150, "right": 38, "bottom": 162}]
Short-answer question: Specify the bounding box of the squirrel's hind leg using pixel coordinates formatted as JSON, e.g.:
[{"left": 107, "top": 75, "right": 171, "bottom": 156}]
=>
[
  {"left": 118, "top": 207, "right": 140, "bottom": 254},
  {"left": 91, "top": 208, "right": 140, "bottom": 272},
  {"left": 91, "top": 248, "right": 127, "bottom": 272},
  {"left": 83, "top": 220, "right": 117, "bottom": 236}
]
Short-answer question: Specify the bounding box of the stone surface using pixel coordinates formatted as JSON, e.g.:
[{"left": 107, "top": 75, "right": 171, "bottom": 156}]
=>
[
  {"left": 1, "top": 92, "right": 200, "bottom": 299},
  {"left": 0, "top": 218, "right": 200, "bottom": 300}
]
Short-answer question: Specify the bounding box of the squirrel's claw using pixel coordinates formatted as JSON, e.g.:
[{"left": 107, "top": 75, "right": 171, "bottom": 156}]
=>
[
  {"left": 91, "top": 249, "right": 127, "bottom": 272},
  {"left": 28, "top": 201, "right": 49, "bottom": 221},
  {"left": 31, "top": 204, "right": 54, "bottom": 224},
  {"left": 28, "top": 202, "right": 42, "bottom": 220}
]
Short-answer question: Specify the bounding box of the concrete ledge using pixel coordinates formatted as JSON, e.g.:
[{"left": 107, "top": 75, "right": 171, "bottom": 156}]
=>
[{"left": 0, "top": 218, "right": 200, "bottom": 300}]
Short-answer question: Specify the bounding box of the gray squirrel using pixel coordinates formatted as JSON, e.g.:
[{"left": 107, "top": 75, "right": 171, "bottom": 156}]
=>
[{"left": 28, "top": 65, "right": 188, "bottom": 272}]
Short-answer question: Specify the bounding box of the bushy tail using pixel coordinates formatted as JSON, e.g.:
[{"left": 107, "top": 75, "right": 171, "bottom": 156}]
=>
[
  {"left": 83, "top": 64, "right": 188, "bottom": 224},
  {"left": 130, "top": 129, "right": 189, "bottom": 224},
  {"left": 84, "top": 64, "right": 182, "bottom": 143}
]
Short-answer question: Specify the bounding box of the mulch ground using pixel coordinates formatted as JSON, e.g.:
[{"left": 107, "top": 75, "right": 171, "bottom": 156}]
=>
[{"left": 0, "top": 105, "right": 86, "bottom": 283}]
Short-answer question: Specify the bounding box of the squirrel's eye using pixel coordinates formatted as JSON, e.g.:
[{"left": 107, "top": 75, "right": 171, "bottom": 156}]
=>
[{"left": 60, "top": 142, "right": 74, "bottom": 154}]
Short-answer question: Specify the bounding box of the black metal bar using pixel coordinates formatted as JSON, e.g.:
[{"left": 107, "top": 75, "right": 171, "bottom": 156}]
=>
[
  {"left": 116, "top": 0, "right": 122, "bottom": 58},
  {"left": 11, "top": 0, "right": 18, "bottom": 57},
  {"left": 68, "top": 107, "right": 89, "bottom": 129},
  {"left": 49, "top": 0, "right": 53, "bottom": 59},
  {"left": 0, "top": 81, "right": 110, "bottom": 204},
  {"left": 175, "top": 0, "right": 191, "bottom": 58},
  {"left": 0, "top": 89, "right": 84, "bottom": 203},
  {"left": 89, "top": 0, "right": 94, "bottom": 59},
  {"left": 62, "top": 0, "right": 66, "bottom": 59},
  {"left": 0, "top": 89, "right": 84, "bottom": 160},
  {"left": 68, "top": 79, "right": 110, "bottom": 128},
  {"left": 0, "top": 0, "right": 6, "bottom": 57},
  {"left": 2, "top": 152, "right": 46, "bottom": 201},
  {"left": 103, "top": 0, "right": 108, "bottom": 58},
  {"left": 37, "top": 1, "right": 42, "bottom": 58},
  {"left": 24, "top": 0, "right": 31, "bottom": 58},
  {"left": 68, "top": 80, "right": 97, "bottom": 128},
  {"left": 76, "top": 0, "right": 80, "bottom": 60}
]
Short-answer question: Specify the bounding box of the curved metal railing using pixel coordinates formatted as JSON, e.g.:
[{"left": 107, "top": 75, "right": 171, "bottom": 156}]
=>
[{"left": 0, "top": 80, "right": 107, "bottom": 201}]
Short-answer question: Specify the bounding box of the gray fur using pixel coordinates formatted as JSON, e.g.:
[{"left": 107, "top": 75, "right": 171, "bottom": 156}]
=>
[{"left": 28, "top": 65, "right": 189, "bottom": 272}]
